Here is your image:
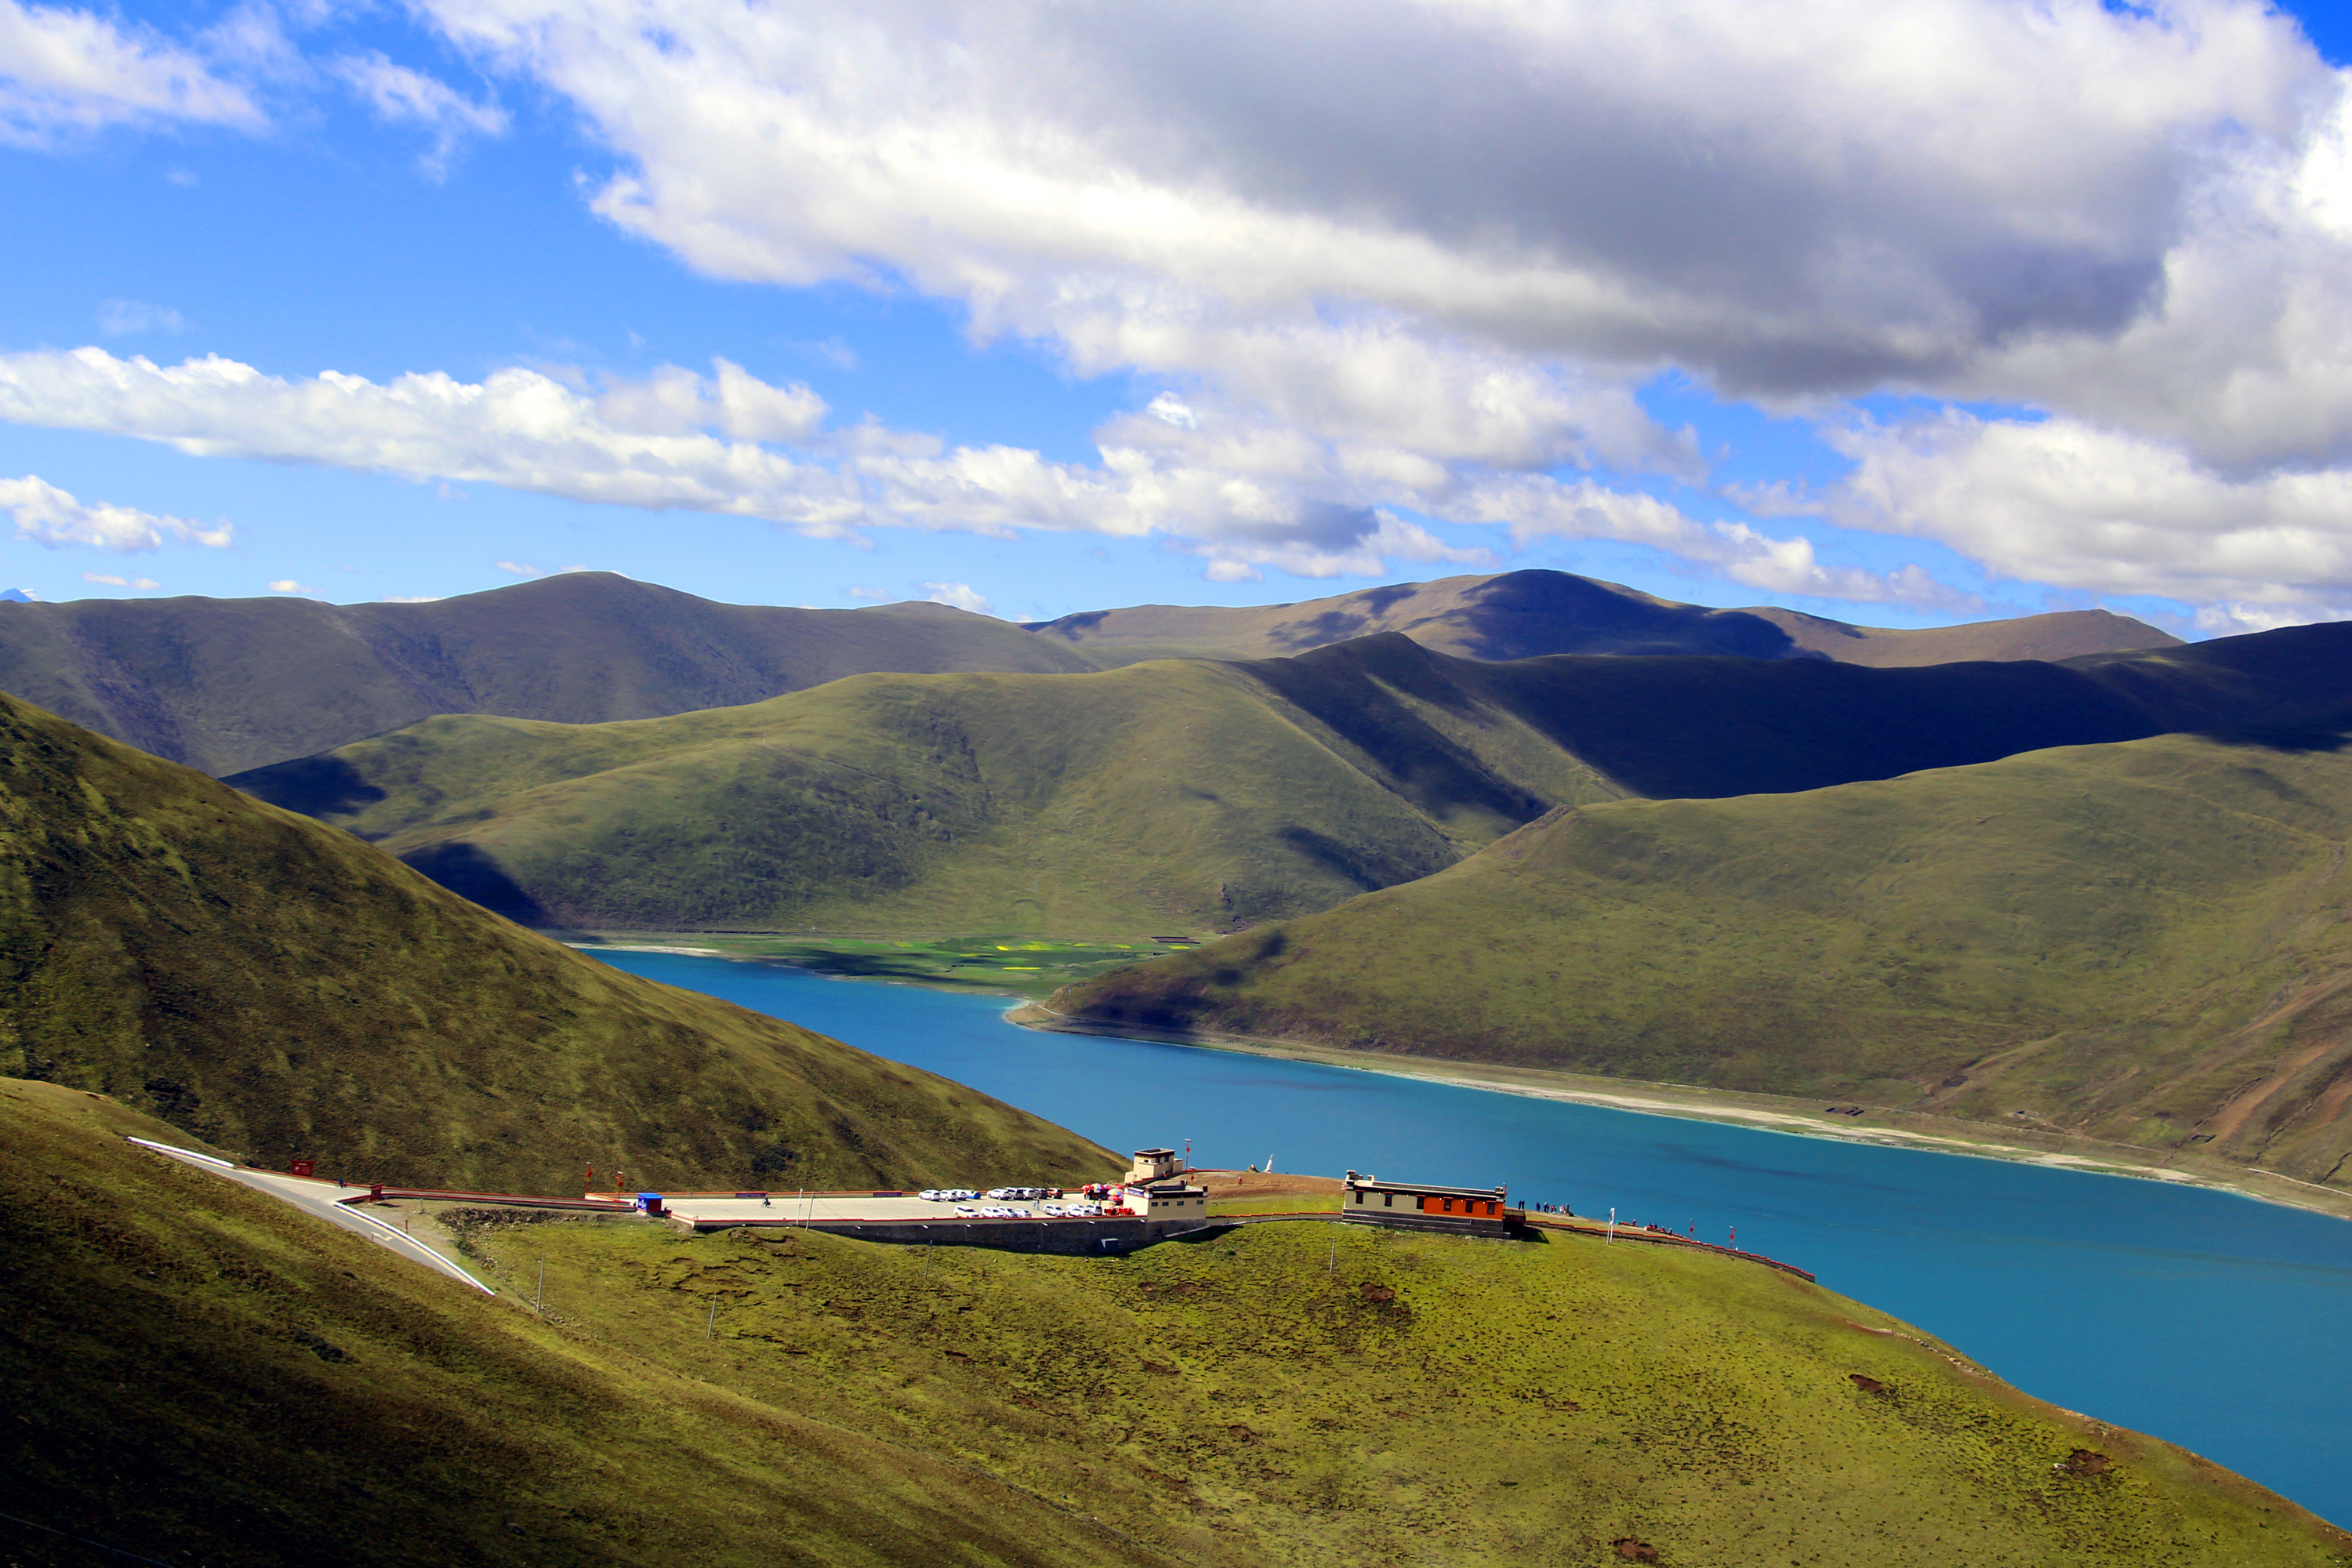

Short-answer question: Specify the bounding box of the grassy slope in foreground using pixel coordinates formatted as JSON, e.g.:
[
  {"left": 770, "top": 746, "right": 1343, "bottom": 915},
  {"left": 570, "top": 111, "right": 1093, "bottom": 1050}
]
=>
[
  {"left": 9, "top": 1083, "right": 2343, "bottom": 1568},
  {"left": 1053, "top": 726, "right": 2352, "bottom": 1187},
  {"left": 0, "top": 689, "right": 1108, "bottom": 1194},
  {"left": 0, "top": 1080, "right": 1160, "bottom": 1568},
  {"left": 228, "top": 620, "right": 2352, "bottom": 938}
]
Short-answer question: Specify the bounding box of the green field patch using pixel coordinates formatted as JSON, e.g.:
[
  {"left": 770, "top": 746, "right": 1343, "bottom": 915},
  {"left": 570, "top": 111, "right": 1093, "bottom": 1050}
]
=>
[{"left": 579, "top": 931, "right": 1185, "bottom": 997}]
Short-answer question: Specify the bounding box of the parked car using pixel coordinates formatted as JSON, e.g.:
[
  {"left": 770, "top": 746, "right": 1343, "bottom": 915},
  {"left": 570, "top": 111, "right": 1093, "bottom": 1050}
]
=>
[
  {"left": 1040, "top": 1203, "right": 1067, "bottom": 1217},
  {"left": 954, "top": 1204, "right": 979, "bottom": 1215}
]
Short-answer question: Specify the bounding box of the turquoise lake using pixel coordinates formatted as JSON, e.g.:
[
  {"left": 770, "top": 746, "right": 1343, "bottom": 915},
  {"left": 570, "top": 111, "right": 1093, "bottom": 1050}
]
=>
[{"left": 594, "top": 948, "right": 2352, "bottom": 1526}]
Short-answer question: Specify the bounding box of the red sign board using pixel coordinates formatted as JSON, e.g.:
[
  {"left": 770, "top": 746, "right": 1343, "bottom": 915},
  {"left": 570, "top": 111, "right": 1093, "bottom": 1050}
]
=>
[{"left": 289, "top": 1160, "right": 314, "bottom": 1178}]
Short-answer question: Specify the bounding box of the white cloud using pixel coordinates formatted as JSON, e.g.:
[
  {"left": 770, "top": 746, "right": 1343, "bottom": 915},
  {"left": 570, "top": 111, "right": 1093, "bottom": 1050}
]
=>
[
  {"left": 332, "top": 52, "right": 506, "bottom": 178},
  {"left": 97, "top": 299, "right": 185, "bottom": 336},
  {"left": 1826, "top": 412, "right": 2352, "bottom": 609},
  {"left": 495, "top": 559, "right": 540, "bottom": 576},
  {"left": 1460, "top": 474, "right": 1979, "bottom": 611},
  {"left": 843, "top": 585, "right": 887, "bottom": 600},
  {"left": 0, "top": 345, "right": 1532, "bottom": 582},
  {"left": 419, "top": 0, "right": 2335, "bottom": 423},
  {"left": 380, "top": 593, "right": 442, "bottom": 603},
  {"left": 0, "top": 473, "right": 228, "bottom": 552},
  {"left": 267, "top": 579, "right": 314, "bottom": 594},
  {"left": 2194, "top": 602, "right": 2344, "bottom": 636},
  {"left": 921, "top": 581, "right": 993, "bottom": 614},
  {"left": 0, "top": 0, "right": 262, "bottom": 147},
  {"left": 387, "top": 0, "right": 2352, "bottom": 615},
  {"left": 81, "top": 571, "right": 159, "bottom": 588}
]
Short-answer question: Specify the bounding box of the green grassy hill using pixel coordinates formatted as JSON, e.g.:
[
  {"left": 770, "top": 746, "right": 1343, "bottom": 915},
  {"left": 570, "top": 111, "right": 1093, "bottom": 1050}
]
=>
[
  {"left": 1027, "top": 567, "right": 2179, "bottom": 666},
  {"left": 0, "top": 573, "right": 1099, "bottom": 775},
  {"left": 231, "top": 620, "right": 2352, "bottom": 936},
  {"left": 1052, "top": 720, "right": 2352, "bottom": 1186},
  {"left": 0, "top": 690, "right": 1109, "bottom": 1193},
  {"left": 9, "top": 1080, "right": 2342, "bottom": 1567}
]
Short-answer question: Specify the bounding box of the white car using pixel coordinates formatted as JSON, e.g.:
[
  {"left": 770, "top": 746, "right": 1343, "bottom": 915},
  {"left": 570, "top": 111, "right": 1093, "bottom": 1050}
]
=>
[
  {"left": 954, "top": 1204, "right": 979, "bottom": 1216},
  {"left": 924, "top": 1189, "right": 978, "bottom": 1202},
  {"left": 1065, "top": 1202, "right": 1103, "bottom": 1217},
  {"left": 1040, "top": 1203, "right": 1067, "bottom": 1217}
]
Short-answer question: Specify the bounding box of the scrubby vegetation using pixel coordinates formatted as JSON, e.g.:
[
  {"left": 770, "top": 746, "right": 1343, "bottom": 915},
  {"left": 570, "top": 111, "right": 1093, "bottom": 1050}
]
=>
[{"left": 8, "top": 1080, "right": 2343, "bottom": 1568}]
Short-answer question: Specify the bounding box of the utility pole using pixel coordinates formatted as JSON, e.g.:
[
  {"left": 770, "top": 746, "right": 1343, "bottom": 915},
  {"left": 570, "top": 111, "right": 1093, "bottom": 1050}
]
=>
[
  {"left": 535, "top": 1258, "right": 546, "bottom": 1314},
  {"left": 1607, "top": 1207, "right": 1615, "bottom": 1244},
  {"left": 706, "top": 1300, "right": 717, "bottom": 1341}
]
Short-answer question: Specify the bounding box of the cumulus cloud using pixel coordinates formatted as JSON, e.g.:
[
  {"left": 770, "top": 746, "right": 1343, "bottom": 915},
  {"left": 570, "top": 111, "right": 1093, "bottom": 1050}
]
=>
[
  {"left": 420, "top": 1, "right": 2336, "bottom": 414},
  {"left": 267, "top": 579, "right": 313, "bottom": 593},
  {"left": 82, "top": 572, "right": 159, "bottom": 588},
  {"left": 1825, "top": 412, "right": 2352, "bottom": 608},
  {"left": 332, "top": 52, "right": 507, "bottom": 178},
  {"left": 0, "top": 0, "right": 262, "bottom": 146},
  {"left": 0, "top": 345, "right": 1548, "bottom": 582},
  {"left": 0, "top": 474, "right": 228, "bottom": 552},
  {"left": 921, "top": 581, "right": 992, "bottom": 614},
  {"left": 1458, "top": 474, "right": 1978, "bottom": 610},
  {"left": 383, "top": 0, "right": 2352, "bottom": 615}
]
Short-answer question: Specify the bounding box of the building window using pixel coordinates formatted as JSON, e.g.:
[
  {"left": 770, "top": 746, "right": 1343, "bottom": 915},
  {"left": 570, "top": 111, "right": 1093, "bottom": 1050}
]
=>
[{"left": 1384, "top": 1192, "right": 1393, "bottom": 1207}]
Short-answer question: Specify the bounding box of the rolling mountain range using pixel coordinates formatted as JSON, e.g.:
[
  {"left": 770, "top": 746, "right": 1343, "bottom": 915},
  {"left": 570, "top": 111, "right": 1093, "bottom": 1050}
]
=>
[
  {"left": 231, "top": 619, "right": 2352, "bottom": 935},
  {"left": 0, "top": 572, "right": 1099, "bottom": 775},
  {"left": 1025, "top": 567, "right": 2177, "bottom": 666},
  {"left": 0, "top": 689, "right": 1105, "bottom": 1192},
  {"left": 0, "top": 568, "right": 2173, "bottom": 776},
  {"left": 1053, "top": 713, "right": 2352, "bottom": 1183}
]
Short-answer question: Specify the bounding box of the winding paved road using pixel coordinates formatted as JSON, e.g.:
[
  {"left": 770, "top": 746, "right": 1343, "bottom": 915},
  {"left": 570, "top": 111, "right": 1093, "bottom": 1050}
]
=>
[{"left": 128, "top": 1138, "right": 495, "bottom": 1294}]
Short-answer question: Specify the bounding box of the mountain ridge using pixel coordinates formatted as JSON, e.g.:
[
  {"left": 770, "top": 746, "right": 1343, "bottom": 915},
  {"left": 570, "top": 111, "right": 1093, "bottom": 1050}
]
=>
[
  {"left": 1026, "top": 568, "right": 2180, "bottom": 667},
  {"left": 229, "top": 619, "right": 2352, "bottom": 937},
  {"left": 0, "top": 568, "right": 2181, "bottom": 778},
  {"left": 0, "top": 572, "right": 1102, "bottom": 775}
]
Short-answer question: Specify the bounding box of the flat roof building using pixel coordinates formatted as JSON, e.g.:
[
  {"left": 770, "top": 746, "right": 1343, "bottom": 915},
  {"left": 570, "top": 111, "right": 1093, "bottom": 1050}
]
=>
[
  {"left": 1126, "top": 1148, "right": 1181, "bottom": 1184},
  {"left": 1341, "top": 1171, "right": 1524, "bottom": 1237},
  {"left": 1121, "top": 1178, "right": 1208, "bottom": 1217}
]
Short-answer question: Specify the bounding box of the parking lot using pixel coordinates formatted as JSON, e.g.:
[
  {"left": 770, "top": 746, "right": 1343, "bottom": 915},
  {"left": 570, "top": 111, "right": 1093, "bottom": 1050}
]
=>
[{"left": 660, "top": 1192, "right": 1107, "bottom": 1227}]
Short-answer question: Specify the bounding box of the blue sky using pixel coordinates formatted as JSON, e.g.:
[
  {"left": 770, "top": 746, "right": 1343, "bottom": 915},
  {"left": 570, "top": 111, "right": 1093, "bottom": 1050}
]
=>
[{"left": 4, "top": 0, "right": 2352, "bottom": 633}]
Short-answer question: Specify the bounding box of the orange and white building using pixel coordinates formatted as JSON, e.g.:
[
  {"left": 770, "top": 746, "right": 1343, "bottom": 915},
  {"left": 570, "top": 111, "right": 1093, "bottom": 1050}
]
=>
[{"left": 1341, "top": 1171, "right": 1524, "bottom": 1236}]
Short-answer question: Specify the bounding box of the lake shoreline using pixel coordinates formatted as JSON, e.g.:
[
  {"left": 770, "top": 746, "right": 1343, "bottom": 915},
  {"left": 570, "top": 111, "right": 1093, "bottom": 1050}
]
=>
[
  {"left": 566, "top": 932, "right": 2352, "bottom": 1224},
  {"left": 1007, "top": 1000, "right": 2352, "bottom": 1224}
]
